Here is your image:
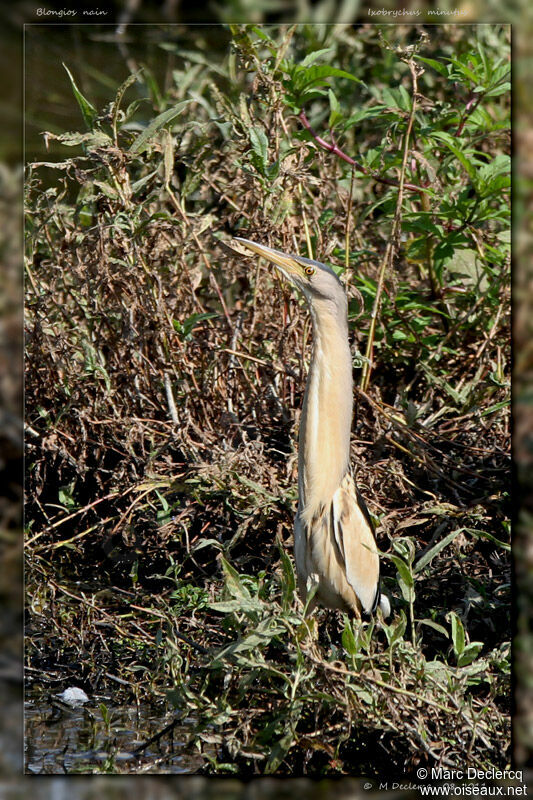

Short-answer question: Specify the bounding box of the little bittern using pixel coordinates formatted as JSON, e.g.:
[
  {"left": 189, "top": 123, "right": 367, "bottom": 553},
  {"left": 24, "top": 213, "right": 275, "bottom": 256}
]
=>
[{"left": 231, "top": 237, "right": 389, "bottom": 618}]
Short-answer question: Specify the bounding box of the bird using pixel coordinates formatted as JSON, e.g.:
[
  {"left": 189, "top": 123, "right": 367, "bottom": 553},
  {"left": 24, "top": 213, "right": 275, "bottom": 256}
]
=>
[{"left": 230, "top": 237, "right": 390, "bottom": 619}]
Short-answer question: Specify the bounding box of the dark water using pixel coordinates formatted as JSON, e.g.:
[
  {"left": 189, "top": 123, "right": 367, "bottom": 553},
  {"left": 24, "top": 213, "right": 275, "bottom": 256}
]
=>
[
  {"left": 25, "top": 692, "right": 207, "bottom": 774},
  {"left": 24, "top": 24, "right": 231, "bottom": 164}
]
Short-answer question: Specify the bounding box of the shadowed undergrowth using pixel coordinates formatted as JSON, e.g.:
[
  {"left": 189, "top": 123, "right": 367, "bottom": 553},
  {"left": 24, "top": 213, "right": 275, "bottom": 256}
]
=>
[{"left": 25, "top": 23, "right": 510, "bottom": 775}]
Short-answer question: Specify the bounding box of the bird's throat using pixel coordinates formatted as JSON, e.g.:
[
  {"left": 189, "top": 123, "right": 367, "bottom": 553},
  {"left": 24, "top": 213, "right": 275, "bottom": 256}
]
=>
[{"left": 299, "top": 304, "right": 353, "bottom": 524}]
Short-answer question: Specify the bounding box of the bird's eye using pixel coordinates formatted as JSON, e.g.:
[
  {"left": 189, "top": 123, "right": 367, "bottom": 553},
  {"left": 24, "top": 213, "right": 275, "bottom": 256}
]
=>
[{"left": 304, "top": 266, "right": 315, "bottom": 276}]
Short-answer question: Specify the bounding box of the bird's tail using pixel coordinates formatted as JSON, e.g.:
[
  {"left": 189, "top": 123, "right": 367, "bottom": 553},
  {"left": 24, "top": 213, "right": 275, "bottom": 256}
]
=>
[{"left": 379, "top": 593, "right": 391, "bottom": 618}]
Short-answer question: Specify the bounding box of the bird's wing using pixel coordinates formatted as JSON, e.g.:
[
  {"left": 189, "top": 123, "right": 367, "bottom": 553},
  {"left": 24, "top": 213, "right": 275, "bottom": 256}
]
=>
[{"left": 331, "top": 472, "right": 381, "bottom": 614}]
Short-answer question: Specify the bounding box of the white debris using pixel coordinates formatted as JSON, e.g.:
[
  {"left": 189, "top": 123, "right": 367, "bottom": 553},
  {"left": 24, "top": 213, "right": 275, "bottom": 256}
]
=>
[{"left": 57, "top": 687, "right": 90, "bottom": 707}]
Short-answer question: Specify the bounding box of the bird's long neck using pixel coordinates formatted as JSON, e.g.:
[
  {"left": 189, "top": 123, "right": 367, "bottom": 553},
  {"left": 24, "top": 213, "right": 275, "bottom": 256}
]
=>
[{"left": 298, "top": 299, "right": 353, "bottom": 524}]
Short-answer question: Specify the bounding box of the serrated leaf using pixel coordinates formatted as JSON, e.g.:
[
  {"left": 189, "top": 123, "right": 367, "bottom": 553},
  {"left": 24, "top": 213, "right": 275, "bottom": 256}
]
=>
[
  {"left": 478, "top": 154, "right": 510, "bottom": 183},
  {"left": 448, "top": 56, "right": 478, "bottom": 85}
]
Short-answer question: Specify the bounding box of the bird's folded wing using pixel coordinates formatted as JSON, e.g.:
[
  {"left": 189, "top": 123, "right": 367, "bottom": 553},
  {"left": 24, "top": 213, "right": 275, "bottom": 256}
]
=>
[{"left": 331, "top": 473, "right": 380, "bottom": 614}]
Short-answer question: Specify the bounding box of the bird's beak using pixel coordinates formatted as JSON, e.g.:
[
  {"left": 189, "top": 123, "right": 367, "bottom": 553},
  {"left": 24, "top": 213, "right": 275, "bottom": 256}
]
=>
[{"left": 230, "top": 237, "right": 304, "bottom": 282}]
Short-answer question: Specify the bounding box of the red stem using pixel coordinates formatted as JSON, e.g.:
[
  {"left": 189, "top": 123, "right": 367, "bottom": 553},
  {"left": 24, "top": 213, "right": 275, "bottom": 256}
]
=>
[{"left": 298, "top": 110, "right": 426, "bottom": 194}]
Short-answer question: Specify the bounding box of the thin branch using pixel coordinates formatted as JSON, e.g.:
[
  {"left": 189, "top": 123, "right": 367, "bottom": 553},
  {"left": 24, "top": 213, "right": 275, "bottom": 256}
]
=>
[
  {"left": 360, "top": 60, "right": 421, "bottom": 392},
  {"left": 133, "top": 713, "right": 188, "bottom": 755},
  {"left": 298, "top": 110, "right": 427, "bottom": 194}
]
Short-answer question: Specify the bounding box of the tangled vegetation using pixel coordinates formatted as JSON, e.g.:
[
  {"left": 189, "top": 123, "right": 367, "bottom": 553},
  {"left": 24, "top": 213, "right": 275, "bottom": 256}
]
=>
[{"left": 25, "top": 24, "right": 510, "bottom": 775}]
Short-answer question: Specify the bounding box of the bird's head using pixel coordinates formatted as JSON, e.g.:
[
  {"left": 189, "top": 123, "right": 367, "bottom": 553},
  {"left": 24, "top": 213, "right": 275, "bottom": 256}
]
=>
[{"left": 230, "top": 237, "right": 347, "bottom": 313}]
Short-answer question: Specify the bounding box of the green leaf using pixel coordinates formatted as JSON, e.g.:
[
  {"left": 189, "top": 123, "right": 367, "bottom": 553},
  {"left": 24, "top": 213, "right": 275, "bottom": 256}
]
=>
[
  {"left": 328, "top": 88, "right": 342, "bottom": 128},
  {"left": 249, "top": 126, "right": 269, "bottom": 171},
  {"left": 381, "top": 86, "right": 411, "bottom": 112},
  {"left": 457, "top": 641, "right": 484, "bottom": 667},
  {"left": 448, "top": 56, "right": 478, "bottom": 86},
  {"left": 63, "top": 64, "right": 98, "bottom": 129},
  {"left": 99, "top": 703, "right": 110, "bottom": 726},
  {"left": 93, "top": 180, "right": 119, "bottom": 200},
  {"left": 129, "top": 100, "right": 193, "bottom": 154},
  {"left": 415, "top": 56, "right": 449, "bottom": 77},
  {"left": 447, "top": 611, "right": 465, "bottom": 657},
  {"left": 414, "top": 529, "right": 462, "bottom": 573},
  {"left": 131, "top": 168, "right": 160, "bottom": 195},
  {"left": 288, "top": 63, "right": 362, "bottom": 101},
  {"left": 342, "top": 617, "right": 358, "bottom": 655},
  {"left": 250, "top": 26, "right": 276, "bottom": 45},
  {"left": 445, "top": 248, "right": 488, "bottom": 292},
  {"left": 210, "top": 598, "right": 263, "bottom": 614},
  {"left": 484, "top": 82, "right": 510, "bottom": 98},
  {"left": 398, "top": 85, "right": 412, "bottom": 112},
  {"left": 191, "top": 537, "right": 224, "bottom": 552},
  {"left": 300, "top": 48, "right": 335, "bottom": 68},
  {"left": 392, "top": 537, "right": 416, "bottom": 565},
  {"left": 388, "top": 554, "right": 414, "bottom": 603},
  {"left": 417, "top": 618, "right": 449, "bottom": 638},
  {"left": 480, "top": 399, "right": 510, "bottom": 418},
  {"left": 430, "top": 131, "right": 477, "bottom": 181},
  {"left": 212, "top": 618, "right": 287, "bottom": 665},
  {"left": 58, "top": 482, "right": 77, "bottom": 510},
  {"left": 220, "top": 556, "right": 252, "bottom": 601},
  {"left": 123, "top": 99, "right": 143, "bottom": 125},
  {"left": 463, "top": 527, "right": 510, "bottom": 551},
  {"left": 173, "top": 312, "right": 218, "bottom": 340},
  {"left": 277, "top": 538, "right": 296, "bottom": 612},
  {"left": 265, "top": 731, "right": 294, "bottom": 774},
  {"left": 344, "top": 106, "right": 389, "bottom": 127},
  {"left": 478, "top": 153, "right": 510, "bottom": 183},
  {"left": 476, "top": 42, "right": 489, "bottom": 80},
  {"left": 382, "top": 611, "right": 407, "bottom": 646}
]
